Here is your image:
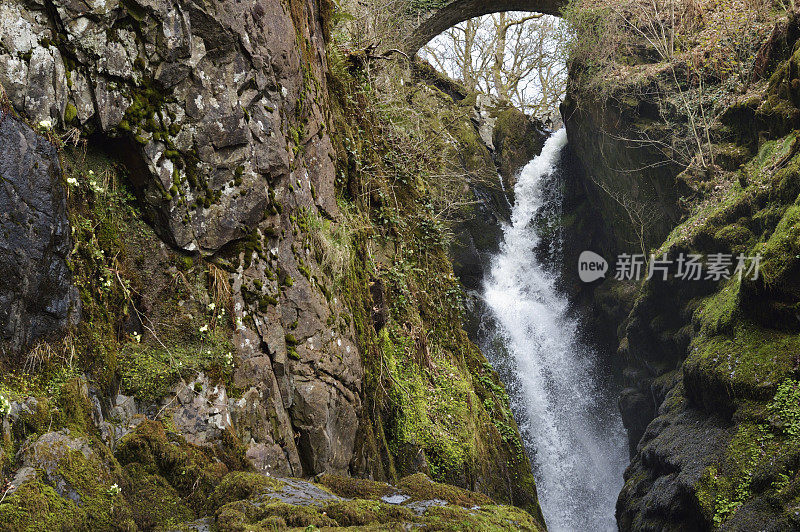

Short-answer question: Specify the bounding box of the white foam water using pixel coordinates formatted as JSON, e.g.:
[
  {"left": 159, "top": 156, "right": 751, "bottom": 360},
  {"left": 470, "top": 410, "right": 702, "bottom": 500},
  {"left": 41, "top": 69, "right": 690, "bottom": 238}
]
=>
[{"left": 482, "top": 129, "right": 627, "bottom": 531}]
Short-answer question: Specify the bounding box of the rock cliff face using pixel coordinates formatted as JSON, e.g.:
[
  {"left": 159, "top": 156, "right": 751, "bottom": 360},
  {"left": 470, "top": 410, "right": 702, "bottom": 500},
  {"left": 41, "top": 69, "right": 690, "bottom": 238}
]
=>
[
  {"left": 2, "top": 0, "right": 351, "bottom": 478},
  {"left": 563, "top": 8, "right": 800, "bottom": 530},
  {"left": 0, "top": 109, "right": 78, "bottom": 357},
  {"left": 0, "top": 0, "right": 547, "bottom": 528}
]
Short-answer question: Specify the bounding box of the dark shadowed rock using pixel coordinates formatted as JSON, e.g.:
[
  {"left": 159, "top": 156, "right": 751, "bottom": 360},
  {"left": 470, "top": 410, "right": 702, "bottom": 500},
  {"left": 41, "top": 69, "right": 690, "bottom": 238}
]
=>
[{"left": 0, "top": 109, "right": 77, "bottom": 360}]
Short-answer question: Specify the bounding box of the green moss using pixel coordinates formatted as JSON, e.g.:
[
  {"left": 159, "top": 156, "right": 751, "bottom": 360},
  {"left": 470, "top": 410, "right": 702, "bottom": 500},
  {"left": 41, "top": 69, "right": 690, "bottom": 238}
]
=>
[
  {"left": 316, "top": 474, "right": 395, "bottom": 499},
  {"left": 63, "top": 103, "right": 77, "bottom": 125},
  {"left": 55, "top": 378, "right": 95, "bottom": 436},
  {"left": 284, "top": 333, "right": 298, "bottom": 346},
  {"left": 287, "top": 345, "right": 300, "bottom": 361},
  {"left": 217, "top": 500, "right": 336, "bottom": 531},
  {"left": 123, "top": 463, "right": 194, "bottom": 529},
  {"left": 119, "top": 328, "right": 234, "bottom": 403},
  {"left": 41, "top": 440, "right": 135, "bottom": 530},
  {"left": 114, "top": 420, "right": 232, "bottom": 513},
  {"left": 714, "top": 224, "right": 754, "bottom": 253},
  {"left": 209, "top": 471, "right": 285, "bottom": 509},
  {"left": 693, "top": 279, "right": 741, "bottom": 336},
  {"left": 0, "top": 479, "right": 87, "bottom": 532},
  {"left": 6, "top": 396, "right": 51, "bottom": 443},
  {"left": 685, "top": 321, "right": 800, "bottom": 403},
  {"left": 421, "top": 503, "right": 543, "bottom": 531},
  {"left": 757, "top": 204, "right": 800, "bottom": 288},
  {"left": 380, "top": 326, "right": 478, "bottom": 478},
  {"left": 399, "top": 473, "right": 491, "bottom": 507},
  {"left": 320, "top": 499, "right": 414, "bottom": 526}
]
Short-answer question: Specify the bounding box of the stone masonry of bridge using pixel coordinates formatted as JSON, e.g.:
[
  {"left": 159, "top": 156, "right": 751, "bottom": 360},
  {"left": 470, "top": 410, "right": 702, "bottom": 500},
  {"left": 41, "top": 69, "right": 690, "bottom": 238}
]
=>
[{"left": 405, "top": 0, "right": 566, "bottom": 56}]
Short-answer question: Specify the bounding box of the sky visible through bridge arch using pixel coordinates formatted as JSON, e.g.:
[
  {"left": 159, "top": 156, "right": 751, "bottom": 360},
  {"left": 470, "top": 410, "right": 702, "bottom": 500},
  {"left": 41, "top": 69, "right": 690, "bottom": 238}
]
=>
[{"left": 419, "top": 12, "right": 567, "bottom": 123}]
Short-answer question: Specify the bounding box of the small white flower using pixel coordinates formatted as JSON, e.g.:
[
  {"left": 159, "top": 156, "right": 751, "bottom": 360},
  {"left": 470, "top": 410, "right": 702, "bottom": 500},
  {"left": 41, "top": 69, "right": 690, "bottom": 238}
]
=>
[
  {"left": 108, "top": 483, "right": 122, "bottom": 496},
  {"left": 66, "top": 177, "right": 79, "bottom": 187},
  {"left": 207, "top": 302, "right": 216, "bottom": 311},
  {"left": 131, "top": 332, "right": 141, "bottom": 343},
  {"left": 38, "top": 119, "right": 53, "bottom": 130},
  {"left": 0, "top": 395, "right": 11, "bottom": 417},
  {"left": 199, "top": 324, "right": 209, "bottom": 334}
]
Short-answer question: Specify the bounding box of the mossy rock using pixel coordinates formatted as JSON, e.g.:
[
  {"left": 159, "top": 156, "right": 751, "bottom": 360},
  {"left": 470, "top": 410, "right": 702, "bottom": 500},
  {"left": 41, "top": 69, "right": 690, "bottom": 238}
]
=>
[
  {"left": 684, "top": 321, "right": 800, "bottom": 414},
  {"left": 421, "top": 503, "right": 543, "bottom": 531},
  {"left": 320, "top": 499, "right": 415, "bottom": 526},
  {"left": 209, "top": 471, "right": 285, "bottom": 509},
  {"left": 122, "top": 462, "right": 194, "bottom": 530},
  {"left": 398, "top": 473, "right": 492, "bottom": 507},
  {"left": 740, "top": 204, "right": 800, "bottom": 329},
  {"left": 216, "top": 500, "right": 337, "bottom": 531},
  {"left": 17, "top": 431, "right": 136, "bottom": 530},
  {"left": 316, "top": 474, "right": 396, "bottom": 499},
  {"left": 55, "top": 378, "right": 96, "bottom": 436},
  {"left": 713, "top": 224, "right": 755, "bottom": 254},
  {"left": 8, "top": 397, "right": 52, "bottom": 443},
  {"left": 114, "top": 420, "right": 229, "bottom": 512},
  {"left": 0, "top": 479, "right": 87, "bottom": 532},
  {"left": 491, "top": 104, "right": 546, "bottom": 188}
]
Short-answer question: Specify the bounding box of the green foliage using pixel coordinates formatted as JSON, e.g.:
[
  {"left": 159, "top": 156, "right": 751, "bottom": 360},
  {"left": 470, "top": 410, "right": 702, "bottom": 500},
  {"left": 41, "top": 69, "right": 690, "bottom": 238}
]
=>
[
  {"left": 769, "top": 379, "right": 800, "bottom": 438},
  {"left": 119, "top": 328, "right": 234, "bottom": 403},
  {"left": 379, "top": 326, "right": 477, "bottom": 478}
]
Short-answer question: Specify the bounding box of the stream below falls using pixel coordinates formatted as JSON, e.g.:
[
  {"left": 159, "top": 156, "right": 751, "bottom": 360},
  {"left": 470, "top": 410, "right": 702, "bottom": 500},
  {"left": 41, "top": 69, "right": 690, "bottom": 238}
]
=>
[{"left": 478, "top": 129, "right": 628, "bottom": 531}]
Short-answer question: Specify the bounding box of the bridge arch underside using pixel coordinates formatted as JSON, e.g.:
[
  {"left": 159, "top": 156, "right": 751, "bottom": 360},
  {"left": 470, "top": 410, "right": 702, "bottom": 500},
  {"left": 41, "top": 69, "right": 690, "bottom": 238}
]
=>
[{"left": 406, "top": 0, "right": 566, "bottom": 56}]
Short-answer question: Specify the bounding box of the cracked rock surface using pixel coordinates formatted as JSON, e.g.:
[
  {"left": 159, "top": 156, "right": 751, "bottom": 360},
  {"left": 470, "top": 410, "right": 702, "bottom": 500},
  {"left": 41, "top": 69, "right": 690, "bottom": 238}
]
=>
[{"left": 0, "top": 0, "right": 359, "bottom": 478}]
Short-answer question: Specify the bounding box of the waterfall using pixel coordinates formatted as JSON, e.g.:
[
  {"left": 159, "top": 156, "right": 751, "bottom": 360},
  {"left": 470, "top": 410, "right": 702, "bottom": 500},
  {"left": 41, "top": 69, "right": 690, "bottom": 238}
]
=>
[{"left": 481, "top": 129, "right": 627, "bottom": 531}]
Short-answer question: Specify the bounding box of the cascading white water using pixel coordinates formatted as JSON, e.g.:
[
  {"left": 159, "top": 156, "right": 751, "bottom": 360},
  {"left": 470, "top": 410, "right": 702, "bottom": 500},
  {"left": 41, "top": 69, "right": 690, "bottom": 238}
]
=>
[{"left": 482, "top": 129, "right": 628, "bottom": 531}]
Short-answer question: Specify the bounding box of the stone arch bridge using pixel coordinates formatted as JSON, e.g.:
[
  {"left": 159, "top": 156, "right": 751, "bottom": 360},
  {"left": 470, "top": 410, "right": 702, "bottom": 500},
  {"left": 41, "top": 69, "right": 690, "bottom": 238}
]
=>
[{"left": 405, "top": 0, "right": 567, "bottom": 56}]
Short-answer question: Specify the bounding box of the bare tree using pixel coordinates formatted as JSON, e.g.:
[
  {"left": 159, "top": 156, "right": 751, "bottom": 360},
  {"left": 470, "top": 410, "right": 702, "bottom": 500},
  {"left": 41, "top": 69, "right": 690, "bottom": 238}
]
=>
[{"left": 421, "top": 13, "right": 568, "bottom": 120}]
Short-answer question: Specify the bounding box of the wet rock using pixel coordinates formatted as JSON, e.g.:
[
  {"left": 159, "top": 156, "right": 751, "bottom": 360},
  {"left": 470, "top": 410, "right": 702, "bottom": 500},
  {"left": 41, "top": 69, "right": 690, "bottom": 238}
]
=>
[
  {"left": 98, "top": 394, "right": 141, "bottom": 447},
  {"left": 171, "top": 373, "right": 231, "bottom": 447},
  {"left": 0, "top": 110, "right": 78, "bottom": 359},
  {"left": 616, "top": 386, "right": 734, "bottom": 531},
  {"left": 381, "top": 493, "right": 410, "bottom": 505},
  {"left": 273, "top": 478, "right": 343, "bottom": 506},
  {"left": 472, "top": 94, "right": 497, "bottom": 151}
]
